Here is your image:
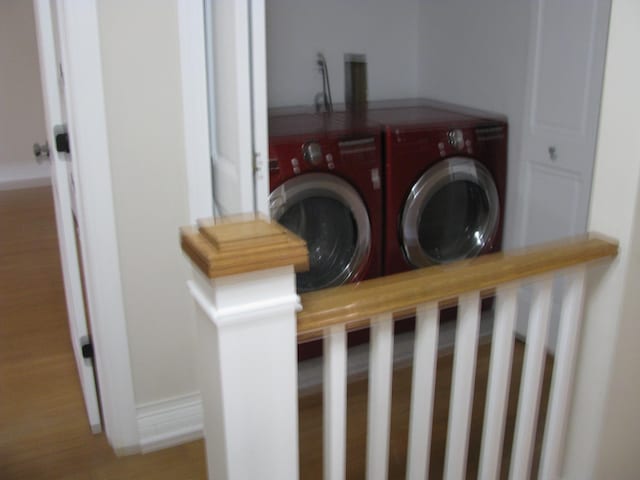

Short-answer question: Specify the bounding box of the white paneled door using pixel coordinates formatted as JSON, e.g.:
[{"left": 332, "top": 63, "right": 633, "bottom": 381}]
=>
[
  {"left": 33, "top": 0, "right": 101, "bottom": 432},
  {"left": 515, "top": 0, "right": 611, "bottom": 345},
  {"left": 518, "top": 0, "right": 611, "bottom": 247},
  {"left": 204, "top": 0, "right": 269, "bottom": 216}
]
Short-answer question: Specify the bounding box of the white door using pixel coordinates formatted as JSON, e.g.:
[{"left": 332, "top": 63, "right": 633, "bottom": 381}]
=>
[
  {"left": 516, "top": 0, "right": 611, "bottom": 346},
  {"left": 33, "top": 0, "right": 101, "bottom": 432},
  {"left": 204, "top": 0, "right": 269, "bottom": 216},
  {"left": 517, "top": 0, "right": 611, "bottom": 247}
]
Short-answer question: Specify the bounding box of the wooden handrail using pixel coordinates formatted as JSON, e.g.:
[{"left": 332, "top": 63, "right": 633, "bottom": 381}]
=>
[{"left": 297, "top": 233, "right": 617, "bottom": 341}]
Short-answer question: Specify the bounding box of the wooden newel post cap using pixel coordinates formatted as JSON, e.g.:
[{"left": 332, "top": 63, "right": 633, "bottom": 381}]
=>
[{"left": 180, "top": 215, "right": 309, "bottom": 278}]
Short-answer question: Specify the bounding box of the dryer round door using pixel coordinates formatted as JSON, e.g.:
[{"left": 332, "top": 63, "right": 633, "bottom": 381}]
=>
[
  {"left": 401, "top": 156, "right": 500, "bottom": 267},
  {"left": 270, "top": 173, "right": 371, "bottom": 292}
]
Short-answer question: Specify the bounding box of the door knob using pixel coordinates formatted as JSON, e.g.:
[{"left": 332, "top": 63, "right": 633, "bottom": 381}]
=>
[{"left": 33, "top": 142, "right": 50, "bottom": 164}]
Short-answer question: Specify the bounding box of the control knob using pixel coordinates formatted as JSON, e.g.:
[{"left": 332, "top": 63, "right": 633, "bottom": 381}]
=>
[
  {"left": 447, "top": 129, "right": 465, "bottom": 151},
  {"left": 302, "top": 141, "right": 323, "bottom": 165}
]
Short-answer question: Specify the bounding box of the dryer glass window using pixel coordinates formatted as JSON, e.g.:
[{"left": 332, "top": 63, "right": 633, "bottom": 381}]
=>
[
  {"left": 279, "top": 196, "right": 357, "bottom": 292},
  {"left": 418, "top": 180, "right": 490, "bottom": 263},
  {"left": 401, "top": 157, "right": 500, "bottom": 267}
]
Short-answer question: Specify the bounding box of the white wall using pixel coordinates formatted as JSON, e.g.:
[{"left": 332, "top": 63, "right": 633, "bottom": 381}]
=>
[
  {"left": 0, "top": 0, "right": 50, "bottom": 188},
  {"left": 266, "top": 0, "right": 421, "bottom": 108},
  {"left": 267, "top": 0, "right": 607, "bottom": 258},
  {"left": 96, "top": 0, "right": 197, "bottom": 405},
  {"left": 563, "top": 1, "right": 640, "bottom": 477},
  {"left": 267, "top": 0, "right": 532, "bottom": 248},
  {"left": 417, "top": 0, "right": 532, "bottom": 250}
]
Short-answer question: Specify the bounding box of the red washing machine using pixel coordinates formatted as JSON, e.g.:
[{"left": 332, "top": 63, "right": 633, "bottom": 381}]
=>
[
  {"left": 367, "top": 102, "right": 508, "bottom": 275},
  {"left": 269, "top": 111, "right": 384, "bottom": 360},
  {"left": 268, "top": 111, "right": 384, "bottom": 292}
]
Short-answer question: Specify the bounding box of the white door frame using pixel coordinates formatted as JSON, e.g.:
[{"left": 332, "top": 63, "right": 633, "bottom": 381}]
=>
[
  {"left": 34, "top": 0, "right": 138, "bottom": 452},
  {"left": 177, "top": 0, "right": 214, "bottom": 222},
  {"left": 35, "top": 0, "right": 221, "bottom": 452},
  {"left": 249, "top": 0, "right": 270, "bottom": 216},
  {"left": 181, "top": 0, "right": 269, "bottom": 220}
]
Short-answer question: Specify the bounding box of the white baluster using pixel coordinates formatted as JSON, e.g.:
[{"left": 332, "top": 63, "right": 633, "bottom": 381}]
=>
[
  {"left": 478, "top": 284, "right": 519, "bottom": 480},
  {"left": 406, "top": 303, "right": 439, "bottom": 480},
  {"left": 538, "top": 267, "right": 586, "bottom": 479},
  {"left": 366, "top": 313, "right": 394, "bottom": 480},
  {"left": 509, "top": 276, "right": 553, "bottom": 480},
  {"left": 443, "top": 291, "right": 482, "bottom": 480},
  {"left": 324, "top": 324, "right": 347, "bottom": 480}
]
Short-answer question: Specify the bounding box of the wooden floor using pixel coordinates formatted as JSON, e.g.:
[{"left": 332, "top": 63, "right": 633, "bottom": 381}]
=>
[
  {"left": 0, "top": 187, "right": 206, "bottom": 479},
  {"left": 0, "top": 187, "right": 551, "bottom": 479}
]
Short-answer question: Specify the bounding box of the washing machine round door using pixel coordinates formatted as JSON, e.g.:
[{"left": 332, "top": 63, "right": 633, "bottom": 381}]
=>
[
  {"left": 270, "top": 173, "right": 371, "bottom": 292},
  {"left": 401, "top": 156, "right": 500, "bottom": 267}
]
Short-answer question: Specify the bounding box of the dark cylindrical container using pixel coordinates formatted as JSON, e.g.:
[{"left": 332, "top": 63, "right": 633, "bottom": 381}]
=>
[{"left": 345, "top": 54, "right": 367, "bottom": 110}]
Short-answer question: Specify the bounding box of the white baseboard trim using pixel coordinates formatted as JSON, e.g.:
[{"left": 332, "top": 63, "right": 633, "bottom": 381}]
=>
[
  {"left": 0, "top": 175, "right": 51, "bottom": 191},
  {"left": 136, "top": 392, "right": 203, "bottom": 453},
  {"left": 137, "top": 311, "right": 495, "bottom": 452}
]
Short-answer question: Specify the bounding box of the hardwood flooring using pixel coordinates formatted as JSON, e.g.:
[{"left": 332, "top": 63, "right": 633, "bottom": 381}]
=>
[
  {"left": 1, "top": 187, "right": 551, "bottom": 479},
  {"left": 0, "top": 187, "right": 206, "bottom": 479}
]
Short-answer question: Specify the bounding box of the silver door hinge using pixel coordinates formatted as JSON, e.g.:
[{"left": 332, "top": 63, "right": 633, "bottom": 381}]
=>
[{"left": 253, "top": 152, "right": 261, "bottom": 174}]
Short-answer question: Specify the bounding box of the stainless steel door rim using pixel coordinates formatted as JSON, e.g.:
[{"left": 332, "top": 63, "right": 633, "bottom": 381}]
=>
[
  {"left": 401, "top": 156, "right": 500, "bottom": 267},
  {"left": 270, "top": 173, "right": 371, "bottom": 290}
]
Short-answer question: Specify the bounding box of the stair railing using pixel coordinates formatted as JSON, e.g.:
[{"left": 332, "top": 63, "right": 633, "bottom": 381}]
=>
[{"left": 181, "top": 216, "right": 617, "bottom": 480}]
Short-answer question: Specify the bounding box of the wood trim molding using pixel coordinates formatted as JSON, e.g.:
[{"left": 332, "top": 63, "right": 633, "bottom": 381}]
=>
[
  {"left": 181, "top": 216, "right": 309, "bottom": 278},
  {"left": 297, "top": 233, "right": 618, "bottom": 340}
]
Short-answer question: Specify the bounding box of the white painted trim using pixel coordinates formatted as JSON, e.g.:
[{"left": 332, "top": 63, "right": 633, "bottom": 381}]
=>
[
  {"left": 0, "top": 175, "right": 51, "bottom": 191},
  {"left": 137, "top": 392, "right": 204, "bottom": 453},
  {"left": 188, "top": 279, "right": 301, "bottom": 326},
  {"left": 249, "top": 0, "right": 269, "bottom": 215},
  {"left": 55, "top": 0, "right": 138, "bottom": 450},
  {"left": 177, "top": 0, "right": 214, "bottom": 222}
]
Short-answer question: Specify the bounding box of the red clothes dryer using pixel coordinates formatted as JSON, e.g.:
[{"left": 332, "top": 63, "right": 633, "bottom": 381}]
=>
[
  {"left": 368, "top": 103, "right": 508, "bottom": 275},
  {"left": 268, "top": 111, "right": 383, "bottom": 292}
]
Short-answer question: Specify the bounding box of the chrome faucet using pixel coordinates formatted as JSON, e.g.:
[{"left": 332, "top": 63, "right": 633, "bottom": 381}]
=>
[{"left": 315, "top": 53, "right": 333, "bottom": 113}]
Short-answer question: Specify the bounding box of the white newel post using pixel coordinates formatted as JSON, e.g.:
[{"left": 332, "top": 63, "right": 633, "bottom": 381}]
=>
[{"left": 181, "top": 218, "right": 309, "bottom": 480}]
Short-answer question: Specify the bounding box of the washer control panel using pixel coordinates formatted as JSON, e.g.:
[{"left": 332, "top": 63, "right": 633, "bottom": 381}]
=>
[
  {"left": 268, "top": 134, "right": 381, "bottom": 186},
  {"left": 433, "top": 128, "right": 475, "bottom": 157}
]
